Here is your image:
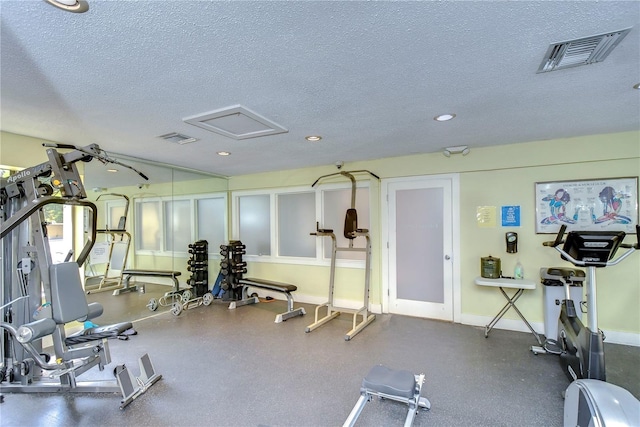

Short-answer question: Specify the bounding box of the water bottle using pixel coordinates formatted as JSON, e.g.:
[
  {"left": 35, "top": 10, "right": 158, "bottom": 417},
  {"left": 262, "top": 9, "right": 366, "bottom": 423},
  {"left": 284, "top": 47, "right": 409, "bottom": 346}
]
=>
[{"left": 514, "top": 261, "right": 524, "bottom": 279}]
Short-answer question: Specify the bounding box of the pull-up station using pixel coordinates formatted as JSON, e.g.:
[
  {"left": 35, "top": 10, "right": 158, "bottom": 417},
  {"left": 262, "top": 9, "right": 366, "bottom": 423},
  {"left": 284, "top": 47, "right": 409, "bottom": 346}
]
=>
[
  {"left": 86, "top": 193, "right": 132, "bottom": 294},
  {"left": 306, "top": 169, "right": 379, "bottom": 340}
]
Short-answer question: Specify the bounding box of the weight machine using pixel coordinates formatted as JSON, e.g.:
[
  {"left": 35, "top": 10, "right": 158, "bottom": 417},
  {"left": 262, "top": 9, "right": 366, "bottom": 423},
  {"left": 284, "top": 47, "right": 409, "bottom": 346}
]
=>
[
  {"left": 0, "top": 143, "right": 160, "bottom": 408},
  {"left": 306, "top": 170, "right": 379, "bottom": 340}
]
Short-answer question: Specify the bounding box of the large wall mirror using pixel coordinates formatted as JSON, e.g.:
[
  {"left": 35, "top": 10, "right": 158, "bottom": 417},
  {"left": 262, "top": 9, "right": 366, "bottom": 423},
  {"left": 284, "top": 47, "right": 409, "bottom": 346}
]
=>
[
  {"left": 1, "top": 133, "right": 228, "bottom": 328},
  {"left": 81, "top": 155, "right": 229, "bottom": 323}
]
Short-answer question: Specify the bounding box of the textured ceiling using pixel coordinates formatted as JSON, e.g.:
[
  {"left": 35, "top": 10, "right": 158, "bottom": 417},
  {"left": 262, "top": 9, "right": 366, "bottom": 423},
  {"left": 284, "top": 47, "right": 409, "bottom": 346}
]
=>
[{"left": 1, "top": 1, "right": 639, "bottom": 178}]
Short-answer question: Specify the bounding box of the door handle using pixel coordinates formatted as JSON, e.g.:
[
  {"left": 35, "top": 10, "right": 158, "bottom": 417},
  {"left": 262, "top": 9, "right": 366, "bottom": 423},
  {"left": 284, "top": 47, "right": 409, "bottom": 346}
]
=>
[{"left": 444, "top": 255, "right": 451, "bottom": 260}]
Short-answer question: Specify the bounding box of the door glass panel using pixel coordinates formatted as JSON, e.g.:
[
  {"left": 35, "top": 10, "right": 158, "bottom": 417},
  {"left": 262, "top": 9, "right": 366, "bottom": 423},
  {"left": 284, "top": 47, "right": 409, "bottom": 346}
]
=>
[{"left": 396, "top": 188, "right": 444, "bottom": 303}]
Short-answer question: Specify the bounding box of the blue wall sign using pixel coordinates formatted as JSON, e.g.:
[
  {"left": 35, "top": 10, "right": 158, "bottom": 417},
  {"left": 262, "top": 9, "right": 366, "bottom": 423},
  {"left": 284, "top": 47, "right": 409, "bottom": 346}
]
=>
[{"left": 502, "top": 205, "right": 521, "bottom": 227}]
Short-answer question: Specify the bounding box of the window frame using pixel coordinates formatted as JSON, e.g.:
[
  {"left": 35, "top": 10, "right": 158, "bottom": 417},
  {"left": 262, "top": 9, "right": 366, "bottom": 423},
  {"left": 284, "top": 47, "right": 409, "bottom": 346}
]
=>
[
  {"left": 134, "top": 192, "right": 228, "bottom": 258},
  {"left": 231, "top": 182, "right": 371, "bottom": 268}
]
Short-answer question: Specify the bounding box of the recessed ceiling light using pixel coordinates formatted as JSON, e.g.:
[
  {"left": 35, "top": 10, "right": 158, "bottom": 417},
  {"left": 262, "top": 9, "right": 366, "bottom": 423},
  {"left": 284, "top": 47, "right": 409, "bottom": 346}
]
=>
[
  {"left": 107, "top": 168, "right": 118, "bottom": 173},
  {"left": 217, "top": 151, "right": 231, "bottom": 156},
  {"left": 634, "top": 83, "right": 640, "bottom": 89},
  {"left": 434, "top": 114, "right": 456, "bottom": 122},
  {"left": 305, "top": 135, "right": 322, "bottom": 142}
]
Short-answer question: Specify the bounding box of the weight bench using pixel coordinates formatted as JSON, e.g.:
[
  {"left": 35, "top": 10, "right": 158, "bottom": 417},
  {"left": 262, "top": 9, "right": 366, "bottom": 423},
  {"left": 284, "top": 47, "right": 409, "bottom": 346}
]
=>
[
  {"left": 228, "top": 277, "right": 306, "bottom": 323},
  {"left": 115, "top": 269, "right": 181, "bottom": 295},
  {"left": 344, "top": 365, "right": 430, "bottom": 427}
]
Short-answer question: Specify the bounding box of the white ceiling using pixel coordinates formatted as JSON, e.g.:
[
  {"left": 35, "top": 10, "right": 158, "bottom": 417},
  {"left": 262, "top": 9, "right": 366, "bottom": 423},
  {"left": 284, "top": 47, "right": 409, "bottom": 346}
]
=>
[{"left": 1, "top": 1, "right": 639, "bottom": 178}]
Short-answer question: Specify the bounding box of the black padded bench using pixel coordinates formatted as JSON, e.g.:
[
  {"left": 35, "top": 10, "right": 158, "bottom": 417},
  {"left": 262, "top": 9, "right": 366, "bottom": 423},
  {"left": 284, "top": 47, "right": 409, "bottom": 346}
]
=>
[
  {"left": 228, "top": 277, "right": 306, "bottom": 323},
  {"left": 115, "top": 270, "right": 181, "bottom": 295}
]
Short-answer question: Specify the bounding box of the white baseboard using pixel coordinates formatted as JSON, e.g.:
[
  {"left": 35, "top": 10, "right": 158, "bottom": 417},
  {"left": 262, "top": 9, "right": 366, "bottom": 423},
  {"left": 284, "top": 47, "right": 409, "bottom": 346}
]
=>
[
  {"left": 459, "top": 313, "right": 640, "bottom": 347},
  {"left": 235, "top": 290, "right": 640, "bottom": 347}
]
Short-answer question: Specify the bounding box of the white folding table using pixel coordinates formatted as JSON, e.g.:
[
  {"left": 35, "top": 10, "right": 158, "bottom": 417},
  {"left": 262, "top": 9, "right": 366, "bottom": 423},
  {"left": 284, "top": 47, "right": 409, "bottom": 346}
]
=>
[{"left": 474, "top": 276, "right": 542, "bottom": 345}]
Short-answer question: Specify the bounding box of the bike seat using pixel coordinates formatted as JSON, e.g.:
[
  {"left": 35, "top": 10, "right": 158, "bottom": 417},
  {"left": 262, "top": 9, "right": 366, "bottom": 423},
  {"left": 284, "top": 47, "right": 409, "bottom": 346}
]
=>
[{"left": 541, "top": 267, "right": 586, "bottom": 281}]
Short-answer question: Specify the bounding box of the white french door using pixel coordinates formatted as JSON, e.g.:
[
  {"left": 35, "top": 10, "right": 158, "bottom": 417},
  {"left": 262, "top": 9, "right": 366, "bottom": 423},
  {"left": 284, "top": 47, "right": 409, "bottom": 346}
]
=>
[{"left": 384, "top": 175, "right": 457, "bottom": 321}]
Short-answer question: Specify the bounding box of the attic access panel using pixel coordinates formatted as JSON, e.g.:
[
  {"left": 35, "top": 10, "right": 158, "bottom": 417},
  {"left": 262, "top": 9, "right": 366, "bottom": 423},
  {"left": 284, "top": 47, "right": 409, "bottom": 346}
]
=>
[{"left": 183, "top": 105, "right": 288, "bottom": 140}]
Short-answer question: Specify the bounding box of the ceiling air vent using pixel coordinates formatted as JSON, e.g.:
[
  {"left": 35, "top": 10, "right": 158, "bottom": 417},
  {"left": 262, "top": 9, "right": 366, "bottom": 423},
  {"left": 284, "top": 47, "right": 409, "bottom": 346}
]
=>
[
  {"left": 183, "top": 105, "right": 288, "bottom": 140},
  {"left": 158, "top": 132, "right": 198, "bottom": 145},
  {"left": 537, "top": 27, "right": 631, "bottom": 73}
]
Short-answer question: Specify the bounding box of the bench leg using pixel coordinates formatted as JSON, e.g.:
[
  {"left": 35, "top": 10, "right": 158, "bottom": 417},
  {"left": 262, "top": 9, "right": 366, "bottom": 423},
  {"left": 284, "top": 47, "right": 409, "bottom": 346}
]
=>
[
  {"left": 228, "top": 297, "right": 259, "bottom": 310},
  {"left": 343, "top": 393, "right": 370, "bottom": 427},
  {"left": 274, "top": 292, "right": 306, "bottom": 323},
  {"left": 275, "top": 307, "right": 306, "bottom": 323},
  {"left": 112, "top": 275, "right": 137, "bottom": 296}
]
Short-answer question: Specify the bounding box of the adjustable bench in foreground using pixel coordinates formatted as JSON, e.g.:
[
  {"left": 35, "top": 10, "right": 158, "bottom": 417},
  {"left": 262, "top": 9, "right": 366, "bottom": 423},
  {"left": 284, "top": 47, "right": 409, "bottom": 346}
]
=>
[
  {"left": 228, "top": 277, "right": 306, "bottom": 323},
  {"left": 344, "top": 365, "right": 430, "bottom": 427}
]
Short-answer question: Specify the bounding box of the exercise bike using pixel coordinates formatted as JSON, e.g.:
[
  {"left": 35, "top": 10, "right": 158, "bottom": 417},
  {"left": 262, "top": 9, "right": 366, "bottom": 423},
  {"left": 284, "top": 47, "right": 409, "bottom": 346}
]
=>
[
  {"left": 532, "top": 224, "right": 638, "bottom": 381},
  {"left": 532, "top": 224, "right": 639, "bottom": 426}
]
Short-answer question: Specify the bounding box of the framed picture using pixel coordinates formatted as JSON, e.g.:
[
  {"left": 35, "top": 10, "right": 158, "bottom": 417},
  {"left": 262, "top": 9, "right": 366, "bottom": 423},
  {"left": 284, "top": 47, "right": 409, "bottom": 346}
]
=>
[{"left": 535, "top": 177, "right": 638, "bottom": 234}]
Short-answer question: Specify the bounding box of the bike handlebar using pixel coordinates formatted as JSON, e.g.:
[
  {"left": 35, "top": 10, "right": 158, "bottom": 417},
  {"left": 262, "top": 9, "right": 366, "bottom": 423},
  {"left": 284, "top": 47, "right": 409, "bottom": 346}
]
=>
[
  {"left": 542, "top": 224, "right": 567, "bottom": 247},
  {"left": 542, "top": 224, "right": 639, "bottom": 267}
]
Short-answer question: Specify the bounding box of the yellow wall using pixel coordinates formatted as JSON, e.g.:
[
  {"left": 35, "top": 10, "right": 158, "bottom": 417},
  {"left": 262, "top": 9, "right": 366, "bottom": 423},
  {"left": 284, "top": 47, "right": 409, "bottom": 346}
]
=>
[
  {"left": 3, "top": 130, "right": 639, "bottom": 339},
  {"left": 228, "top": 131, "right": 640, "bottom": 338},
  {"left": 1, "top": 132, "right": 55, "bottom": 166}
]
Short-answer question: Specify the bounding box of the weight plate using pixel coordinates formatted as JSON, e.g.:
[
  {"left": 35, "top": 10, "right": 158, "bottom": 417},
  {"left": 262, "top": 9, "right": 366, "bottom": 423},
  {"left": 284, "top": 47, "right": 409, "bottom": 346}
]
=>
[
  {"left": 171, "top": 302, "right": 183, "bottom": 316},
  {"left": 181, "top": 289, "right": 192, "bottom": 302},
  {"left": 147, "top": 298, "right": 158, "bottom": 311},
  {"left": 202, "top": 293, "right": 213, "bottom": 306}
]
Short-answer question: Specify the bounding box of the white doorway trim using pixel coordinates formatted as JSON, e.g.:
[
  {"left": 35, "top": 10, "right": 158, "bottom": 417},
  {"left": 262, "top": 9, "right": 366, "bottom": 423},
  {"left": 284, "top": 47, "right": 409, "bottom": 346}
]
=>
[{"left": 381, "top": 174, "right": 461, "bottom": 323}]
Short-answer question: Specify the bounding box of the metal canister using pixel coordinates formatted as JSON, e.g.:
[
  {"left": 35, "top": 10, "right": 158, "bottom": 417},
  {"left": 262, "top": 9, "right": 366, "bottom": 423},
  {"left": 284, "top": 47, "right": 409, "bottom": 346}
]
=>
[{"left": 481, "top": 256, "right": 501, "bottom": 279}]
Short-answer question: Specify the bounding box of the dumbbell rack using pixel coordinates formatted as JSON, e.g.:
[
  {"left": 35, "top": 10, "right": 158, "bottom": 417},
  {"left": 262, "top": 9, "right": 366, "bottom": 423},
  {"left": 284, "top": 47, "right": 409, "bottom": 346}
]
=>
[
  {"left": 187, "top": 240, "right": 209, "bottom": 298},
  {"left": 165, "top": 240, "right": 213, "bottom": 315},
  {"left": 219, "top": 241, "right": 247, "bottom": 301}
]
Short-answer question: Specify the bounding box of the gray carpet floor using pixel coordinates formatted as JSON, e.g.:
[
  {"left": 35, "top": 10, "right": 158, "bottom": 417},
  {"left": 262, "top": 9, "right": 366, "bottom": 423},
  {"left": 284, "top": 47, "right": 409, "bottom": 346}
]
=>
[{"left": 1, "top": 283, "right": 638, "bottom": 427}]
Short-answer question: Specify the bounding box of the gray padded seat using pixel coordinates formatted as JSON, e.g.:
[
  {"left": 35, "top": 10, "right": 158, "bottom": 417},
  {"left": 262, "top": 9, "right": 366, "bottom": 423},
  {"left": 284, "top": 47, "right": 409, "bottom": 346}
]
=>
[
  {"left": 50, "top": 262, "right": 133, "bottom": 344},
  {"left": 362, "top": 365, "right": 416, "bottom": 399}
]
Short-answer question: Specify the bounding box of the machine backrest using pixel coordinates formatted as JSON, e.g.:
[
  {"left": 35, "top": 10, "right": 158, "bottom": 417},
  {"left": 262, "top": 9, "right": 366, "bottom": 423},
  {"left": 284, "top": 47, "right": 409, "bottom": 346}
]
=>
[
  {"left": 344, "top": 208, "right": 358, "bottom": 239},
  {"left": 50, "top": 262, "right": 90, "bottom": 323}
]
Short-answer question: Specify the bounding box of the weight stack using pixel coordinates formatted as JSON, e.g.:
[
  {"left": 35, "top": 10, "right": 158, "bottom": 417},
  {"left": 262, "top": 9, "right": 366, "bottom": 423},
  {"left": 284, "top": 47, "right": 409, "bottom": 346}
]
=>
[
  {"left": 187, "top": 240, "right": 208, "bottom": 297},
  {"left": 219, "top": 240, "right": 247, "bottom": 301}
]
